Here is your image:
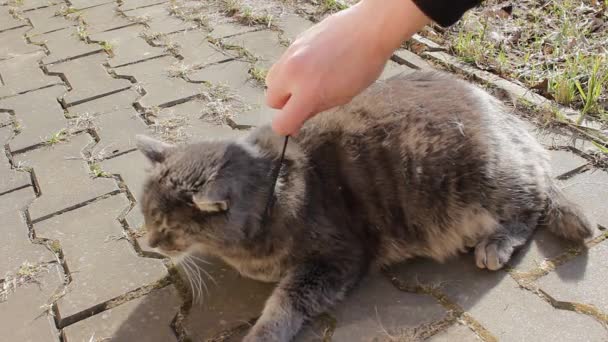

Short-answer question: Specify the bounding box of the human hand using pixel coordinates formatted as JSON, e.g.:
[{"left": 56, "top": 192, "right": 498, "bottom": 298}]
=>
[{"left": 266, "top": 0, "right": 430, "bottom": 135}]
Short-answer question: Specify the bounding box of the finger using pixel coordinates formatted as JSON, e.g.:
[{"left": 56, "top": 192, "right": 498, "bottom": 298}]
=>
[
  {"left": 265, "top": 63, "right": 291, "bottom": 109},
  {"left": 271, "top": 91, "right": 316, "bottom": 136}
]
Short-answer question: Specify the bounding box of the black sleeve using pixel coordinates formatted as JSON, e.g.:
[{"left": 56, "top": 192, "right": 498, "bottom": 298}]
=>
[{"left": 412, "top": 0, "right": 482, "bottom": 27}]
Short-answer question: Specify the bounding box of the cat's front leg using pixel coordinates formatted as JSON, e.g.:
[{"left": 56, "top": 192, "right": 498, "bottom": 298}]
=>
[{"left": 243, "top": 259, "right": 364, "bottom": 342}]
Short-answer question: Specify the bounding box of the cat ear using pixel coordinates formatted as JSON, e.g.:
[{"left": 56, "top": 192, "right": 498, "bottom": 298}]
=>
[
  {"left": 136, "top": 135, "right": 174, "bottom": 164},
  {"left": 192, "top": 194, "right": 229, "bottom": 213}
]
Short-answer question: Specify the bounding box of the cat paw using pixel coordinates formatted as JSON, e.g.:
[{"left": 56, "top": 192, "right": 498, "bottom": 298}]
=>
[{"left": 474, "top": 238, "right": 514, "bottom": 271}]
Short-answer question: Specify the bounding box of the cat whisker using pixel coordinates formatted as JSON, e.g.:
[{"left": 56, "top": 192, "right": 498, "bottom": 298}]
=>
[
  {"left": 186, "top": 255, "right": 217, "bottom": 287},
  {"left": 178, "top": 260, "right": 197, "bottom": 303},
  {"left": 184, "top": 257, "right": 207, "bottom": 302},
  {"left": 188, "top": 254, "right": 212, "bottom": 264}
]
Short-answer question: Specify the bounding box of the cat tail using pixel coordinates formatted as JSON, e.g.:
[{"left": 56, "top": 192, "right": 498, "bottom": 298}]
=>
[{"left": 544, "top": 179, "right": 594, "bottom": 242}]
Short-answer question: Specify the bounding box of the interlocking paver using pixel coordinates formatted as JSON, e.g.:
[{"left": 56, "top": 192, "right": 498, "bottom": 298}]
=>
[
  {"left": 69, "top": 0, "right": 114, "bottom": 10},
  {"left": 13, "top": 134, "right": 119, "bottom": 222},
  {"left": 170, "top": 30, "right": 232, "bottom": 66},
  {"left": 509, "top": 228, "right": 579, "bottom": 272},
  {"left": 90, "top": 25, "right": 167, "bottom": 67},
  {"left": 31, "top": 27, "right": 103, "bottom": 65},
  {"left": 0, "top": 263, "right": 63, "bottom": 342},
  {"left": 91, "top": 108, "right": 149, "bottom": 158},
  {"left": 189, "top": 60, "right": 271, "bottom": 127},
  {"left": 100, "top": 151, "right": 148, "bottom": 244},
  {"left": 390, "top": 256, "right": 608, "bottom": 341},
  {"left": 5, "top": 0, "right": 61, "bottom": 11},
  {"left": 379, "top": 60, "right": 413, "bottom": 80},
  {"left": 222, "top": 29, "right": 285, "bottom": 68},
  {"left": 184, "top": 259, "right": 275, "bottom": 341},
  {"left": 208, "top": 22, "right": 258, "bottom": 39},
  {"left": 68, "top": 88, "right": 139, "bottom": 116},
  {"left": 0, "top": 186, "right": 53, "bottom": 275},
  {"left": 394, "top": 48, "right": 433, "bottom": 70},
  {"left": 63, "top": 285, "right": 181, "bottom": 342},
  {"left": 533, "top": 126, "right": 600, "bottom": 154},
  {"left": 0, "top": 6, "right": 27, "bottom": 32},
  {"left": 34, "top": 195, "right": 168, "bottom": 323},
  {"left": 548, "top": 150, "right": 588, "bottom": 177},
  {"left": 46, "top": 53, "right": 131, "bottom": 107},
  {"left": 0, "top": 127, "right": 31, "bottom": 194},
  {"left": 0, "top": 85, "right": 68, "bottom": 153},
  {"left": 560, "top": 169, "right": 608, "bottom": 228},
  {"left": 120, "top": 0, "right": 168, "bottom": 11},
  {"left": 330, "top": 272, "right": 447, "bottom": 342},
  {"left": 0, "top": 27, "right": 42, "bottom": 59},
  {"left": 277, "top": 13, "right": 314, "bottom": 42},
  {"left": 121, "top": 3, "right": 194, "bottom": 34},
  {"left": 536, "top": 240, "right": 608, "bottom": 312},
  {"left": 0, "top": 51, "right": 62, "bottom": 98},
  {"left": 77, "top": 3, "right": 134, "bottom": 34},
  {"left": 114, "top": 56, "right": 203, "bottom": 108},
  {"left": 427, "top": 324, "right": 478, "bottom": 342},
  {"left": 24, "top": 5, "right": 75, "bottom": 37},
  {"left": 154, "top": 100, "right": 245, "bottom": 142}
]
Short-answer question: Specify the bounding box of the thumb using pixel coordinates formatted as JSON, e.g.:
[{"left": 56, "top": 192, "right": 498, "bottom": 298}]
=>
[{"left": 271, "top": 92, "right": 316, "bottom": 136}]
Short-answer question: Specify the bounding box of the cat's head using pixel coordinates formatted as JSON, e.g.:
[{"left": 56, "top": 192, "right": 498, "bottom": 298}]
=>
[{"left": 135, "top": 135, "right": 261, "bottom": 256}]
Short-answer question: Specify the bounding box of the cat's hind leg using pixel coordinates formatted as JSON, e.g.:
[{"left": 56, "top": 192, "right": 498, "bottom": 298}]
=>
[{"left": 474, "top": 215, "right": 539, "bottom": 271}]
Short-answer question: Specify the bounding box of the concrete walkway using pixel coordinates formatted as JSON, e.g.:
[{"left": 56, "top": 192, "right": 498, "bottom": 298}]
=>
[{"left": 1, "top": 0, "right": 607, "bottom": 341}]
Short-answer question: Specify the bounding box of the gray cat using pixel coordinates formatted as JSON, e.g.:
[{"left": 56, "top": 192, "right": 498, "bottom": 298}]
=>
[{"left": 136, "top": 71, "right": 592, "bottom": 342}]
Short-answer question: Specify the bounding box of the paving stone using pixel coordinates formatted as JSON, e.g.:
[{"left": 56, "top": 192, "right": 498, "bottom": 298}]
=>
[
  {"left": 68, "top": 88, "right": 139, "bottom": 116},
  {"left": 46, "top": 53, "right": 131, "bottom": 107},
  {"left": 78, "top": 3, "right": 134, "bottom": 34},
  {"left": 0, "top": 51, "right": 62, "bottom": 98},
  {"left": 13, "top": 134, "right": 119, "bottom": 222},
  {"left": 69, "top": 0, "right": 114, "bottom": 10},
  {"left": 8, "top": 0, "right": 62, "bottom": 11},
  {"left": 533, "top": 126, "right": 601, "bottom": 154},
  {"left": 0, "top": 187, "right": 55, "bottom": 275},
  {"left": 548, "top": 150, "right": 588, "bottom": 177},
  {"left": 34, "top": 195, "right": 168, "bottom": 323},
  {"left": 170, "top": 30, "right": 231, "bottom": 66},
  {"left": 24, "top": 5, "right": 74, "bottom": 37},
  {"left": 90, "top": 25, "right": 167, "bottom": 68},
  {"left": 208, "top": 22, "right": 258, "bottom": 39},
  {"left": 91, "top": 108, "right": 149, "bottom": 158},
  {"left": 222, "top": 30, "right": 285, "bottom": 68},
  {"left": 536, "top": 241, "right": 608, "bottom": 312},
  {"left": 509, "top": 228, "right": 580, "bottom": 273},
  {"left": 0, "top": 27, "right": 42, "bottom": 59},
  {"left": 560, "top": 169, "right": 608, "bottom": 228},
  {"left": 0, "top": 85, "right": 68, "bottom": 153},
  {"left": 114, "top": 56, "right": 203, "bottom": 108},
  {"left": 390, "top": 255, "right": 608, "bottom": 341},
  {"left": 0, "top": 263, "right": 63, "bottom": 342},
  {"left": 394, "top": 49, "right": 433, "bottom": 70},
  {"left": 0, "top": 6, "right": 27, "bottom": 32},
  {"left": 184, "top": 259, "right": 275, "bottom": 341},
  {"left": 277, "top": 13, "right": 314, "bottom": 42},
  {"left": 154, "top": 99, "right": 245, "bottom": 143},
  {"left": 0, "top": 127, "right": 31, "bottom": 194},
  {"left": 330, "top": 272, "right": 447, "bottom": 342},
  {"left": 120, "top": 0, "right": 168, "bottom": 11},
  {"left": 0, "top": 111, "right": 10, "bottom": 125},
  {"left": 100, "top": 151, "right": 148, "bottom": 236},
  {"left": 122, "top": 4, "right": 194, "bottom": 34},
  {"left": 63, "top": 285, "right": 181, "bottom": 342},
  {"left": 189, "top": 61, "right": 271, "bottom": 127},
  {"left": 427, "top": 324, "right": 478, "bottom": 342},
  {"left": 30, "top": 27, "right": 103, "bottom": 65},
  {"left": 379, "top": 60, "right": 414, "bottom": 81}
]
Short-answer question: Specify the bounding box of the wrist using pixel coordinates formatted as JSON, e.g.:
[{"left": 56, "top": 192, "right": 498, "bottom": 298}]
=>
[{"left": 353, "top": 0, "right": 430, "bottom": 56}]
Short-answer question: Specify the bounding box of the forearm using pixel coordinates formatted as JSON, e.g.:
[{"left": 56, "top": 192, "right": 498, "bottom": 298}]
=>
[{"left": 352, "top": 0, "right": 431, "bottom": 58}]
